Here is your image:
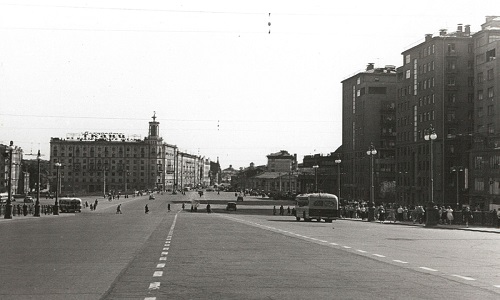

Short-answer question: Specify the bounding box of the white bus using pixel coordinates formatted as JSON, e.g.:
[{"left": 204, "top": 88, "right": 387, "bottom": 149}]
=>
[
  {"left": 59, "top": 198, "right": 82, "bottom": 213},
  {"left": 295, "top": 193, "right": 339, "bottom": 222}
]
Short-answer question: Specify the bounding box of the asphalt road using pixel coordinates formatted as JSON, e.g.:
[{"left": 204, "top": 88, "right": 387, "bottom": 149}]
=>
[{"left": 1, "top": 192, "right": 499, "bottom": 299}]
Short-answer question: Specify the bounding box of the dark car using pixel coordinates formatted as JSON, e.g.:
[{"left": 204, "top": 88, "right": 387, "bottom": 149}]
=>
[
  {"left": 226, "top": 202, "right": 237, "bottom": 211},
  {"left": 24, "top": 196, "right": 34, "bottom": 203}
]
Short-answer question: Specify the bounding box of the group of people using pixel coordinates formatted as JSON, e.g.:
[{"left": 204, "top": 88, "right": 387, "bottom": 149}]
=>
[{"left": 273, "top": 205, "right": 293, "bottom": 216}]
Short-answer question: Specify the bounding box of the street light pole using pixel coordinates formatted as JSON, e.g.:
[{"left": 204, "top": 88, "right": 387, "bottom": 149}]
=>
[
  {"left": 335, "top": 158, "right": 341, "bottom": 199},
  {"left": 34, "top": 150, "right": 41, "bottom": 217},
  {"left": 313, "top": 165, "right": 319, "bottom": 193},
  {"left": 424, "top": 125, "right": 438, "bottom": 204},
  {"left": 366, "top": 143, "right": 377, "bottom": 204},
  {"left": 451, "top": 166, "right": 463, "bottom": 210},
  {"left": 4, "top": 141, "right": 14, "bottom": 219},
  {"left": 54, "top": 162, "right": 61, "bottom": 215}
]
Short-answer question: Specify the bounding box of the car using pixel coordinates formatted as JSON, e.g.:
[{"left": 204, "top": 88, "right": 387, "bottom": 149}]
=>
[
  {"left": 149, "top": 194, "right": 155, "bottom": 200},
  {"left": 24, "top": 196, "right": 34, "bottom": 203},
  {"left": 226, "top": 202, "right": 237, "bottom": 211}
]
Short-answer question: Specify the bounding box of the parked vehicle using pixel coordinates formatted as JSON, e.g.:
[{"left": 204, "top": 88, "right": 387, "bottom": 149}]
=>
[
  {"left": 295, "top": 193, "right": 339, "bottom": 222},
  {"left": 226, "top": 202, "right": 237, "bottom": 211},
  {"left": 59, "top": 198, "right": 82, "bottom": 213}
]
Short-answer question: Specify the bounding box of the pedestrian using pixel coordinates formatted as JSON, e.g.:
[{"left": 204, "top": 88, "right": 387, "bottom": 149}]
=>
[
  {"left": 273, "top": 206, "right": 277, "bottom": 215},
  {"left": 182, "top": 203, "right": 185, "bottom": 210},
  {"left": 145, "top": 204, "right": 149, "bottom": 214},
  {"left": 496, "top": 209, "right": 500, "bottom": 228},
  {"left": 446, "top": 206, "right": 454, "bottom": 225},
  {"left": 167, "top": 203, "right": 171, "bottom": 212},
  {"left": 206, "top": 204, "right": 211, "bottom": 213},
  {"left": 287, "top": 206, "right": 291, "bottom": 215},
  {"left": 116, "top": 204, "right": 122, "bottom": 214},
  {"left": 378, "top": 205, "right": 386, "bottom": 223},
  {"left": 462, "top": 206, "right": 472, "bottom": 227},
  {"left": 397, "top": 206, "right": 404, "bottom": 222},
  {"left": 94, "top": 199, "right": 98, "bottom": 210},
  {"left": 90, "top": 203, "right": 93, "bottom": 211},
  {"left": 279, "top": 205, "right": 284, "bottom": 216},
  {"left": 85, "top": 201, "right": 88, "bottom": 208}
]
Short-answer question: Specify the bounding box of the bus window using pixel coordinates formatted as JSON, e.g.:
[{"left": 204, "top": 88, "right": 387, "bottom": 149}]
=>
[
  {"left": 297, "top": 200, "right": 308, "bottom": 207},
  {"left": 324, "top": 201, "right": 335, "bottom": 207},
  {"left": 313, "top": 200, "right": 324, "bottom": 206}
]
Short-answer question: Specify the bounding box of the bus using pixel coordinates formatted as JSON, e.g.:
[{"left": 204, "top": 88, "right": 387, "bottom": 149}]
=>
[
  {"left": 58, "top": 198, "right": 82, "bottom": 213},
  {"left": 294, "top": 193, "right": 339, "bottom": 222}
]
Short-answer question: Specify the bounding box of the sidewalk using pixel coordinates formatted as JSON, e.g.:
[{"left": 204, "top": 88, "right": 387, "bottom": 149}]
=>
[{"left": 339, "top": 217, "right": 500, "bottom": 234}]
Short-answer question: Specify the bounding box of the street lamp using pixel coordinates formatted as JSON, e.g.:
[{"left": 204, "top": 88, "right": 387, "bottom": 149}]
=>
[
  {"left": 335, "top": 158, "right": 341, "bottom": 199},
  {"left": 4, "top": 141, "right": 14, "bottom": 219},
  {"left": 34, "top": 150, "right": 41, "bottom": 217},
  {"left": 424, "top": 125, "right": 438, "bottom": 204},
  {"left": 54, "top": 162, "right": 61, "bottom": 215},
  {"left": 451, "top": 166, "right": 463, "bottom": 210},
  {"left": 366, "top": 143, "right": 377, "bottom": 204},
  {"left": 312, "top": 165, "right": 319, "bottom": 193}
]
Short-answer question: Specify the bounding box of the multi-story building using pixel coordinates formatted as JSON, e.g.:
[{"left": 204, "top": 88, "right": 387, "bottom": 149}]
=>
[
  {"left": 396, "top": 25, "right": 474, "bottom": 207},
  {"left": 1, "top": 142, "right": 23, "bottom": 196},
  {"left": 469, "top": 16, "right": 500, "bottom": 209},
  {"left": 266, "top": 150, "right": 297, "bottom": 172},
  {"left": 341, "top": 64, "right": 397, "bottom": 204},
  {"left": 49, "top": 114, "right": 211, "bottom": 195}
]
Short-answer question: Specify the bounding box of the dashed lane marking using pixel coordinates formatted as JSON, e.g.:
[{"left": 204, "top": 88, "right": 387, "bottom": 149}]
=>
[
  {"left": 357, "top": 250, "right": 367, "bottom": 253},
  {"left": 161, "top": 251, "right": 168, "bottom": 256},
  {"left": 452, "top": 275, "right": 476, "bottom": 281},
  {"left": 419, "top": 267, "right": 438, "bottom": 272},
  {"left": 373, "top": 254, "right": 386, "bottom": 258},
  {"left": 159, "top": 257, "right": 167, "bottom": 261},
  {"left": 156, "top": 263, "right": 165, "bottom": 268},
  {"left": 163, "top": 247, "right": 169, "bottom": 250},
  {"left": 329, "top": 242, "right": 338, "bottom": 246},
  {"left": 393, "top": 260, "right": 408, "bottom": 264},
  {"left": 343, "top": 246, "right": 352, "bottom": 249},
  {"left": 148, "top": 282, "right": 160, "bottom": 290},
  {"left": 153, "top": 271, "right": 163, "bottom": 277}
]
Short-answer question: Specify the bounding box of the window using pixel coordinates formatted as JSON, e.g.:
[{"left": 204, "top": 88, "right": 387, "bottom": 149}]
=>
[
  {"left": 487, "top": 105, "right": 494, "bottom": 116},
  {"left": 488, "top": 87, "right": 494, "bottom": 98},
  {"left": 486, "top": 49, "right": 496, "bottom": 61},
  {"left": 405, "top": 69, "right": 411, "bottom": 79},
  {"left": 478, "top": 90, "right": 484, "bottom": 101},
  {"left": 447, "top": 43, "right": 456, "bottom": 53},
  {"left": 447, "top": 77, "right": 456, "bottom": 86},
  {"left": 488, "top": 123, "right": 495, "bottom": 134},
  {"left": 405, "top": 54, "right": 411, "bottom": 65},
  {"left": 477, "top": 72, "right": 484, "bottom": 83},
  {"left": 487, "top": 69, "right": 494, "bottom": 80}
]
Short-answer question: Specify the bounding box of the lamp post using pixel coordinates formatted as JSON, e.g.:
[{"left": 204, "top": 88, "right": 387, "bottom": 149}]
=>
[
  {"left": 313, "top": 165, "right": 319, "bottom": 193},
  {"left": 54, "top": 162, "right": 61, "bottom": 215},
  {"left": 335, "top": 158, "right": 341, "bottom": 199},
  {"left": 424, "top": 125, "right": 437, "bottom": 204},
  {"left": 451, "top": 166, "right": 463, "bottom": 210},
  {"left": 4, "top": 141, "right": 14, "bottom": 219},
  {"left": 366, "top": 143, "right": 377, "bottom": 204},
  {"left": 34, "top": 150, "right": 41, "bottom": 217}
]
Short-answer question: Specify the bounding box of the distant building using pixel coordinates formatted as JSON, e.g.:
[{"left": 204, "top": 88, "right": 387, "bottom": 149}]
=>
[
  {"left": 49, "top": 114, "right": 212, "bottom": 195},
  {"left": 267, "top": 150, "right": 297, "bottom": 172},
  {"left": 0, "top": 142, "right": 23, "bottom": 195},
  {"left": 221, "top": 164, "right": 237, "bottom": 184}
]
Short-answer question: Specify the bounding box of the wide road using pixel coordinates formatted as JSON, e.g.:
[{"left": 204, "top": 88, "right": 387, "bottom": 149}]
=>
[{"left": 1, "top": 192, "right": 499, "bottom": 299}]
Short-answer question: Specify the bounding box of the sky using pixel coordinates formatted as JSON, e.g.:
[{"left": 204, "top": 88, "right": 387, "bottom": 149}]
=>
[{"left": 0, "top": 0, "right": 498, "bottom": 169}]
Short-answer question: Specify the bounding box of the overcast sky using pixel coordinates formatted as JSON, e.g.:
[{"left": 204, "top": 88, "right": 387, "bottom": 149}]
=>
[{"left": 0, "top": 0, "right": 498, "bottom": 168}]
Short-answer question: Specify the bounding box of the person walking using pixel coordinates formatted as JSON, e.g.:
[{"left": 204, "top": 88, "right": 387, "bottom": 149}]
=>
[
  {"left": 94, "top": 199, "right": 98, "bottom": 210},
  {"left": 446, "top": 206, "right": 454, "bottom": 225},
  {"left": 378, "top": 205, "right": 386, "bottom": 223},
  {"left": 116, "top": 204, "right": 122, "bottom": 214},
  {"left": 462, "top": 206, "right": 472, "bottom": 227},
  {"left": 279, "top": 205, "right": 284, "bottom": 216},
  {"left": 167, "top": 203, "right": 171, "bottom": 212},
  {"left": 145, "top": 204, "right": 149, "bottom": 214},
  {"left": 182, "top": 203, "right": 185, "bottom": 210},
  {"left": 273, "top": 206, "right": 277, "bottom": 215}
]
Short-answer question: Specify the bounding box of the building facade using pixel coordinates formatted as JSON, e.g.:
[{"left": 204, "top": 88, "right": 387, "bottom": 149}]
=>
[
  {"left": 469, "top": 16, "right": 500, "bottom": 209},
  {"left": 341, "top": 64, "right": 397, "bottom": 204},
  {"left": 1, "top": 142, "right": 23, "bottom": 196},
  {"left": 396, "top": 25, "right": 474, "bottom": 207},
  {"left": 49, "top": 114, "right": 211, "bottom": 195}
]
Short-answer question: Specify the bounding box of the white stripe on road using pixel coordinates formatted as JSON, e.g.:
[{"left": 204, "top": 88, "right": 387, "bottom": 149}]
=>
[
  {"left": 343, "top": 246, "right": 352, "bottom": 249},
  {"left": 373, "top": 254, "right": 386, "bottom": 258},
  {"left": 161, "top": 252, "right": 168, "bottom": 256},
  {"left": 452, "top": 275, "right": 476, "bottom": 281},
  {"left": 420, "top": 267, "right": 438, "bottom": 272},
  {"left": 153, "top": 271, "right": 163, "bottom": 277},
  {"left": 393, "top": 260, "right": 408, "bottom": 264},
  {"left": 494, "top": 285, "right": 500, "bottom": 288},
  {"left": 144, "top": 298, "right": 156, "bottom": 300},
  {"left": 149, "top": 282, "right": 160, "bottom": 289},
  {"left": 329, "top": 242, "right": 338, "bottom": 245},
  {"left": 357, "top": 250, "right": 367, "bottom": 253},
  {"left": 163, "top": 247, "right": 169, "bottom": 250},
  {"left": 159, "top": 257, "right": 167, "bottom": 261},
  {"left": 156, "top": 263, "right": 165, "bottom": 268}
]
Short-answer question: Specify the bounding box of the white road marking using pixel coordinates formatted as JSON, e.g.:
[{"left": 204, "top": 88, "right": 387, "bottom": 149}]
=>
[
  {"left": 319, "top": 240, "right": 328, "bottom": 243},
  {"left": 452, "top": 275, "right": 476, "bottom": 281},
  {"left": 156, "top": 263, "right": 165, "bottom": 268},
  {"left": 153, "top": 271, "right": 163, "bottom": 277},
  {"left": 357, "top": 250, "right": 367, "bottom": 253},
  {"left": 494, "top": 285, "right": 500, "bottom": 288},
  {"left": 159, "top": 257, "right": 167, "bottom": 261},
  {"left": 420, "top": 267, "right": 438, "bottom": 272},
  {"left": 393, "top": 260, "right": 408, "bottom": 264},
  {"left": 330, "top": 242, "right": 338, "bottom": 245},
  {"left": 149, "top": 282, "right": 160, "bottom": 290},
  {"left": 144, "top": 298, "right": 156, "bottom": 300},
  {"left": 161, "top": 252, "right": 168, "bottom": 256},
  {"left": 343, "top": 246, "right": 352, "bottom": 249},
  {"left": 163, "top": 247, "right": 169, "bottom": 250},
  {"left": 373, "top": 254, "right": 386, "bottom": 258}
]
